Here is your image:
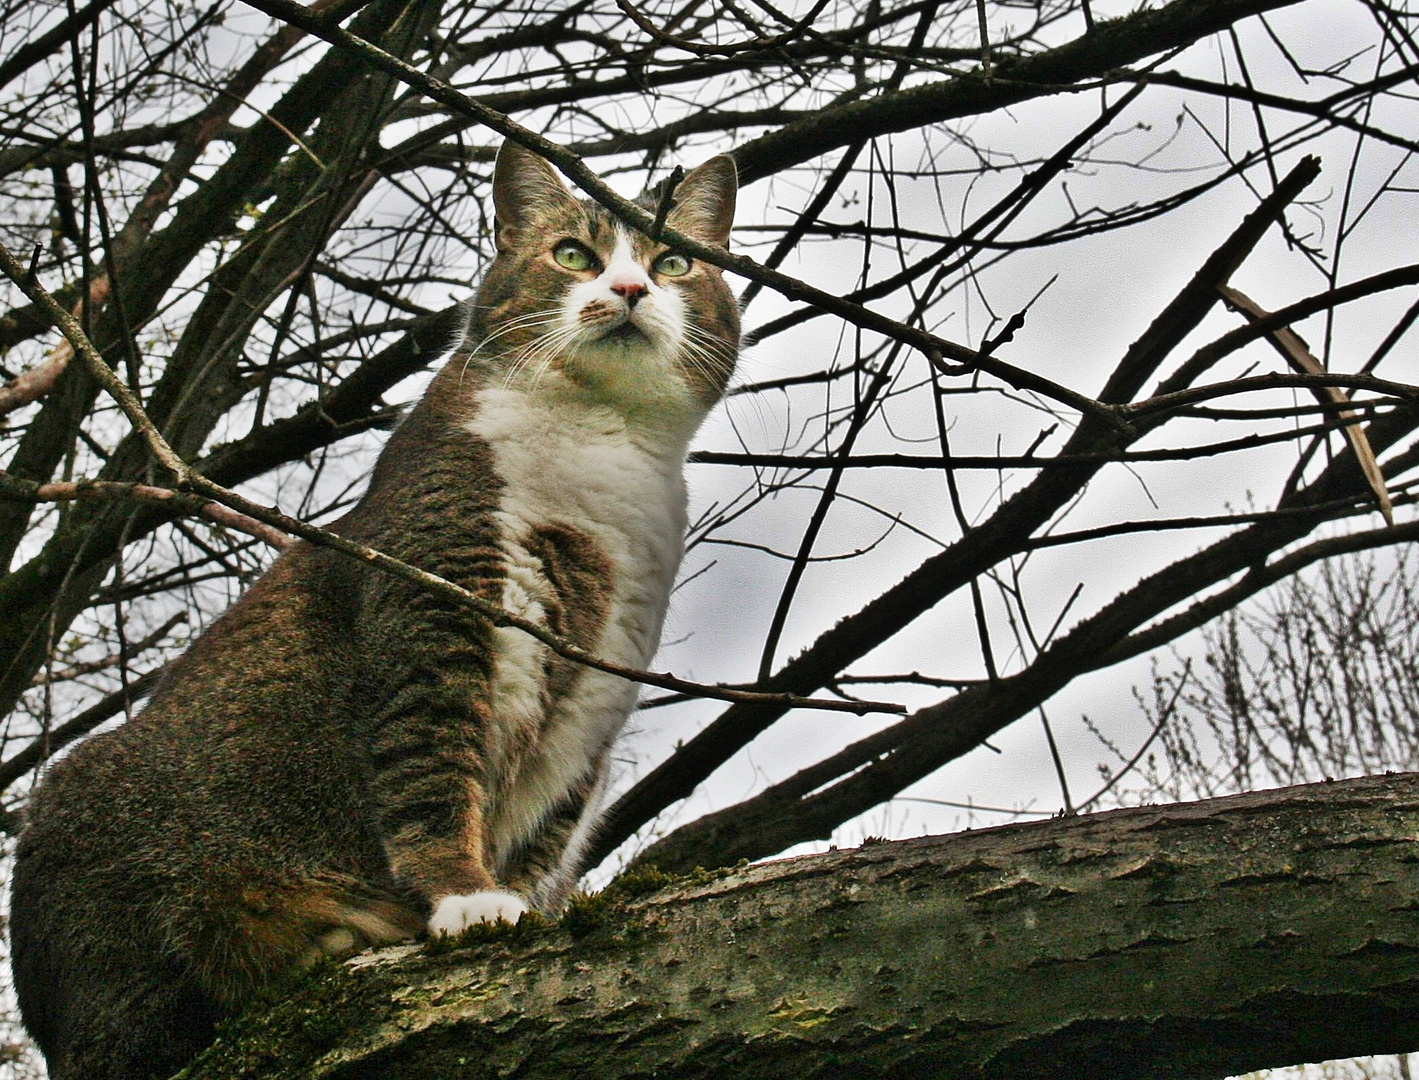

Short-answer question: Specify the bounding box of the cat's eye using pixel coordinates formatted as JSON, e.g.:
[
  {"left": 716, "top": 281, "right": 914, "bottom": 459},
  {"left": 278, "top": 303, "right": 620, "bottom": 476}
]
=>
[
  {"left": 553, "top": 239, "right": 598, "bottom": 272},
  {"left": 653, "top": 251, "right": 692, "bottom": 277}
]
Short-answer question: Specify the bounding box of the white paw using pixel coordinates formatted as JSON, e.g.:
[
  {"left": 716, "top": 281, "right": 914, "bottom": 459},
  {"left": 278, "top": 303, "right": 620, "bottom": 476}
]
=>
[{"left": 428, "top": 891, "right": 529, "bottom": 937}]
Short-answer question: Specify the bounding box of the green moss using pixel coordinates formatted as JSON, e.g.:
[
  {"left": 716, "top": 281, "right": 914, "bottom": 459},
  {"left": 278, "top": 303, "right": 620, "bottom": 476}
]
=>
[
  {"left": 560, "top": 889, "right": 615, "bottom": 939},
  {"left": 559, "top": 862, "right": 752, "bottom": 945},
  {"left": 553, "top": 866, "right": 683, "bottom": 941},
  {"left": 688, "top": 860, "right": 751, "bottom": 885},
  {"left": 603, "top": 865, "right": 679, "bottom": 901},
  {"left": 605, "top": 860, "right": 749, "bottom": 900},
  {"left": 179, "top": 960, "right": 370, "bottom": 1080}
]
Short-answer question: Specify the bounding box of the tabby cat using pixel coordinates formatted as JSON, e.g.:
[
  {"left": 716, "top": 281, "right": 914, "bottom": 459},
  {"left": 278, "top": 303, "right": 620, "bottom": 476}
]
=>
[{"left": 10, "top": 141, "right": 739, "bottom": 1080}]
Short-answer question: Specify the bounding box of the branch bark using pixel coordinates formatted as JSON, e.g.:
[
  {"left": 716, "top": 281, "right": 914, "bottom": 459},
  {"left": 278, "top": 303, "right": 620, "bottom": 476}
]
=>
[{"left": 185, "top": 771, "right": 1419, "bottom": 1080}]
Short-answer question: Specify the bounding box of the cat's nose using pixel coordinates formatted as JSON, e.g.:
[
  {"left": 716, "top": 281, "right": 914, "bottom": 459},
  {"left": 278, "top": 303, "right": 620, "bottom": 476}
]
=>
[{"left": 611, "top": 281, "right": 648, "bottom": 307}]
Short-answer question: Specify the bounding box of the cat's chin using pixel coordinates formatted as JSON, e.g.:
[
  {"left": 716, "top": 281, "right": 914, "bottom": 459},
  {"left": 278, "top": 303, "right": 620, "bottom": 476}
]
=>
[{"left": 596, "top": 322, "right": 653, "bottom": 346}]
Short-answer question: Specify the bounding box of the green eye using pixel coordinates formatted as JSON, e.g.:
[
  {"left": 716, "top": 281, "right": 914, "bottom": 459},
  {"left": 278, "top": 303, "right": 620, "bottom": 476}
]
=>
[
  {"left": 553, "top": 239, "right": 596, "bottom": 272},
  {"left": 653, "top": 251, "right": 692, "bottom": 277}
]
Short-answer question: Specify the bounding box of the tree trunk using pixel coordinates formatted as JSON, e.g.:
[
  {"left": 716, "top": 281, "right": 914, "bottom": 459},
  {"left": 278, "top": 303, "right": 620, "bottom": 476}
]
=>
[{"left": 183, "top": 772, "right": 1419, "bottom": 1080}]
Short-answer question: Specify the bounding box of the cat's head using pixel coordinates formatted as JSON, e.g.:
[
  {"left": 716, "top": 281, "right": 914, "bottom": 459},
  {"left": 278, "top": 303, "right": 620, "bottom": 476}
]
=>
[{"left": 470, "top": 141, "right": 739, "bottom": 423}]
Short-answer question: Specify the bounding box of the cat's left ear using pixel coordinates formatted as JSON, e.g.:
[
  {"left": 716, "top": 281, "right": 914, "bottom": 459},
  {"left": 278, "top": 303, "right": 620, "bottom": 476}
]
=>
[
  {"left": 493, "top": 140, "right": 581, "bottom": 252},
  {"left": 665, "top": 156, "right": 737, "bottom": 249}
]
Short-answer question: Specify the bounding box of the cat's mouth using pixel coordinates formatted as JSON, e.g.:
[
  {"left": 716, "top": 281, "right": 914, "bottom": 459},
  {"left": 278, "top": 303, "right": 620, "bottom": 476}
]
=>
[{"left": 598, "top": 320, "right": 652, "bottom": 345}]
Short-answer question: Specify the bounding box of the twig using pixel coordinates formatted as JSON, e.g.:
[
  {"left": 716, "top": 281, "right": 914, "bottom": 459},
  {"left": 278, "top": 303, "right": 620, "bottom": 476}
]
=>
[
  {"left": 1075, "top": 659, "right": 1192, "bottom": 812},
  {"left": 892, "top": 795, "right": 1052, "bottom": 816},
  {"left": 30, "top": 611, "right": 187, "bottom": 687},
  {"left": 0, "top": 472, "right": 295, "bottom": 549},
  {"left": 1039, "top": 706, "right": 1074, "bottom": 814},
  {"left": 975, "top": 0, "right": 991, "bottom": 78},
  {"left": 614, "top": 0, "right": 830, "bottom": 57},
  {"left": 650, "top": 165, "right": 683, "bottom": 240},
  {"left": 23, "top": 243, "right": 41, "bottom": 287},
  {"left": 980, "top": 274, "right": 1055, "bottom": 356},
  {"left": 1218, "top": 283, "right": 1393, "bottom": 524},
  {"left": 1125, "top": 370, "right": 1419, "bottom": 419}
]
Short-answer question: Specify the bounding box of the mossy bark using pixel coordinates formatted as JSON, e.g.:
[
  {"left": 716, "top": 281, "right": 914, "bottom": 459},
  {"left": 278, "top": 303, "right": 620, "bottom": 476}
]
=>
[{"left": 181, "top": 772, "right": 1419, "bottom": 1080}]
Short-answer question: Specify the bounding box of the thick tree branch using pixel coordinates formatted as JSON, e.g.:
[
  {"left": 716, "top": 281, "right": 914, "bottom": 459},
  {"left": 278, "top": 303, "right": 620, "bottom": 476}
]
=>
[{"left": 186, "top": 771, "right": 1419, "bottom": 1080}]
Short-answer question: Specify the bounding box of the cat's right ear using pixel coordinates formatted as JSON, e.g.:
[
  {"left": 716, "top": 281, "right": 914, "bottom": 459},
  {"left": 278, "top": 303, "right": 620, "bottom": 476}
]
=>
[{"left": 492, "top": 141, "right": 580, "bottom": 252}]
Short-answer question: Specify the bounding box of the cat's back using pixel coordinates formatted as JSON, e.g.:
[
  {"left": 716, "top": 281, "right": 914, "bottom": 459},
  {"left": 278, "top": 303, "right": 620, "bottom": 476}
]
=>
[
  {"left": 12, "top": 538, "right": 380, "bottom": 962},
  {"left": 8, "top": 541, "right": 371, "bottom": 1077},
  {"left": 14, "top": 375, "right": 509, "bottom": 875},
  {"left": 8, "top": 385, "right": 506, "bottom": 1078}
]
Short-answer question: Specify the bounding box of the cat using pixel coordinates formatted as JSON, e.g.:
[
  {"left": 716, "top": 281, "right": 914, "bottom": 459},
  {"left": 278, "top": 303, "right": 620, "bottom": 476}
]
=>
[{"left": 9, "top": 140, "right": 739, "bottom": 1080}]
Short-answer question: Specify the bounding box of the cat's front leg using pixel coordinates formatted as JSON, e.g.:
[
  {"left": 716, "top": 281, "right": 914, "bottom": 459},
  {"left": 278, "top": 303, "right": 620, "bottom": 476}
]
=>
[
  {"left": 361, "top": 666, "right": 533, "bottom": 936},
  {"left": 428, "top": 891, "right": 529, "bottom": 935}
]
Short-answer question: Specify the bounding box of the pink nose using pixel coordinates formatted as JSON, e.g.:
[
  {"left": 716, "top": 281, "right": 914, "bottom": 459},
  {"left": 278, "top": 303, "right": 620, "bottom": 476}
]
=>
[{"left": 611, "top": 281, "right": 647, "bottom": 306}]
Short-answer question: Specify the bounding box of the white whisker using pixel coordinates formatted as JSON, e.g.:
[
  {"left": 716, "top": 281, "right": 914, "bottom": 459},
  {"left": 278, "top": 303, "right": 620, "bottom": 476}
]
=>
[{"left": 456, "top": 306, "right": 569, "bottom": 388}]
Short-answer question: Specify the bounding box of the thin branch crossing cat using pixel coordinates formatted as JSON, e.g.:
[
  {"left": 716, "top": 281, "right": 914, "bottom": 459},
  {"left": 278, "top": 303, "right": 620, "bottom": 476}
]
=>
[{"left": 10, "top": 142, "right": 739, "bottom": 1080}]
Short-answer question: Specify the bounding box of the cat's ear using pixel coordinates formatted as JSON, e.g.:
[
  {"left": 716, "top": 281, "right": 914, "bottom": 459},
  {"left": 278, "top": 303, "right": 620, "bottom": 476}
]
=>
[
  {"left": 492, "top": 141, "right": 580, "bottom": 252},
  {"left": 665, "top": 156, "right": 737, "bottom": 248}
]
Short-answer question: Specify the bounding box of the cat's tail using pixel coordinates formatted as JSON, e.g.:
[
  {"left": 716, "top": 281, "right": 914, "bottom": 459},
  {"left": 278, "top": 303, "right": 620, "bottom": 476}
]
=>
[{"left": 171, "top": 873, "right": 426, "bottom": 1005}]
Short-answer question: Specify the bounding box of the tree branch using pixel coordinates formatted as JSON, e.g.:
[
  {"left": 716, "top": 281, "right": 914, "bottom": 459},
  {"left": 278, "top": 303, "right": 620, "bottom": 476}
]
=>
[{"left": 186, "top": 771, "right": 1419, "bottom": 1080}]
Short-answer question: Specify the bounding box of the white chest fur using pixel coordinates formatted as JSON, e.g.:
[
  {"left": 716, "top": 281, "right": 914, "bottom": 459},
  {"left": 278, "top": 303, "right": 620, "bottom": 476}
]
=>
[{"left": 465, "top": 380, "right": 694, "bottom": 876}]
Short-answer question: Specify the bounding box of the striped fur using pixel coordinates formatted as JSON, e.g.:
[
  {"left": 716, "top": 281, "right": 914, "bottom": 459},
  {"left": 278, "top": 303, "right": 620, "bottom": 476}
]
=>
[{"left": 9, "top": 142, "right": 738, "bottom": 1080}]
